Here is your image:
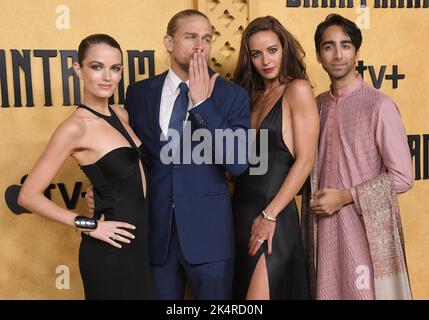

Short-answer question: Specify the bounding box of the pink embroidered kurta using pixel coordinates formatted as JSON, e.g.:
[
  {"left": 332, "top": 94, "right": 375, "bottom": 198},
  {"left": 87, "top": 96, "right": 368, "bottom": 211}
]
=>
[{"left": 316, "top": 75, "right": 413, "bottom": 300}]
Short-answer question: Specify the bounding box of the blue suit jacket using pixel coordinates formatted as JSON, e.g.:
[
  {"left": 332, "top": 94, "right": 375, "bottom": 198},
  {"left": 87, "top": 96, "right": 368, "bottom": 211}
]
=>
[{"left": 125, "top": 70, "right": 250, "bottom": 265}]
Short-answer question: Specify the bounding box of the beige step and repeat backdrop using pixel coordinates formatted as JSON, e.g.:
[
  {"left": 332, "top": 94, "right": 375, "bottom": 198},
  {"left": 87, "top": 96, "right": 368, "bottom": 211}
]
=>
[{"left": 0, "top": 0, "right": 428, "bottom": 299}]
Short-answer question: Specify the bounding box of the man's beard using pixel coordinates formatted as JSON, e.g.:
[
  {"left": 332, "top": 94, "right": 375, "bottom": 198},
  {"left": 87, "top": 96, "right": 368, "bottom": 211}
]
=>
[{"left": 177, "top": 60, "right": 190, "bottom": 74}]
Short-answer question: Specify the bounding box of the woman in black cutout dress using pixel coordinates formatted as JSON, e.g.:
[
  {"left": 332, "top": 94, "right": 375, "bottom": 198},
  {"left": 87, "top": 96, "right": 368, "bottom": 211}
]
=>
[
  {"left": 78, "top": 104, "right": 156, "bottom": 299},
  {"left": 232, "top": 17, "right": 319, "bottom": 299},
  {"left": 18, "top": 34, "right": 156, "bottom": 299}
]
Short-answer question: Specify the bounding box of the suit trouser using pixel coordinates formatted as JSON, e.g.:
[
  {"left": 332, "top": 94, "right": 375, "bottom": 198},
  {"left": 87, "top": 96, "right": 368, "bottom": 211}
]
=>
[{"left": 151, "top": 214, "right": 233, "bottom": 300}]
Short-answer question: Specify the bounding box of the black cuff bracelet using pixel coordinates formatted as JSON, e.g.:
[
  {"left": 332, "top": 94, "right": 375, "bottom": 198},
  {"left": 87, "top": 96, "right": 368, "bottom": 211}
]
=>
[{"left": 74, "top": 216, "right": 98, "bottom": 231}]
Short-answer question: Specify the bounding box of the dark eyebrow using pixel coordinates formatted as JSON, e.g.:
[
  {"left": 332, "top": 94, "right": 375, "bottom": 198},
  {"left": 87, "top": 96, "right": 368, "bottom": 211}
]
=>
[
  {"left": 87, "top": 61, "right": 122, "bottom": 67},
  {"left": 250, "top": 44, "right": 278, "bottom": 52},
  {"left": 320, "top": 40, "right": 335, "bottom": 47},
  {"left": 321, "top": 40, "right": 353, "bottom": 47},
  {"left": 88, "top": 60, "right": 104, "bottom": 64}
]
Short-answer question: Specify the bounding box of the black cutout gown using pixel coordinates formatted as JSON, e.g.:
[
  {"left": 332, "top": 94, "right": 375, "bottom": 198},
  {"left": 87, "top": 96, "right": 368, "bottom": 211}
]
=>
[{"left": 77, "top": 104, "right": 157, "bottom": 300}]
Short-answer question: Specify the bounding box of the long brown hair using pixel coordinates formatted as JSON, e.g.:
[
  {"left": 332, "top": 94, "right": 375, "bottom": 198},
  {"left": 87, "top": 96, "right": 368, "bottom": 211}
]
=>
[{"left": 234, "top": 16, "right": 309, "bottom": 104}]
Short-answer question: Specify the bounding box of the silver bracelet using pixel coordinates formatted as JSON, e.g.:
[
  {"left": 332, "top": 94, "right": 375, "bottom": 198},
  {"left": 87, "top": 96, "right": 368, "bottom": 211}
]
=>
[
  {"left": 262, "top": 210, "right": 276, "bottom": 222},
  {"left": 75, "top": 215, "right": 98, "bottom": 232}
]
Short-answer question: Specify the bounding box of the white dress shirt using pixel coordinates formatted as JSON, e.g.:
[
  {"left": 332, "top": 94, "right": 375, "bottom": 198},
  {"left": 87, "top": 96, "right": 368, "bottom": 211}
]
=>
[{"left": 159, "top": 68, "right": 195, "bottom": 138}]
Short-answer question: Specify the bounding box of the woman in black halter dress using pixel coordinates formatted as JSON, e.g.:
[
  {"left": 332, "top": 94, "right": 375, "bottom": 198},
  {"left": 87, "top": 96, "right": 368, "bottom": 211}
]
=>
[
  {"left": 232, "top": 17, "right": 319, "bottom": 299},
  {"left": 18, "top": 34, "right": 156, "bottom": 299},
  {"left": 78, "top": 104, "right": 156, "bottom": 299}
]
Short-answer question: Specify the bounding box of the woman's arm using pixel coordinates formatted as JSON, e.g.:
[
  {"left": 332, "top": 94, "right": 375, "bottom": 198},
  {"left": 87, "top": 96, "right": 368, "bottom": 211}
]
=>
[
  {"left": 18, "top": 119, "right": 84, "bottom": 227},
  {"left": 18, "top": 118, "right": 136, "bottom": 248}
]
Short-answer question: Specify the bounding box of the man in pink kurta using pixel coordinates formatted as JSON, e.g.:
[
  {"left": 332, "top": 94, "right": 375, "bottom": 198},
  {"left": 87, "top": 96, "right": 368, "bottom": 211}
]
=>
[{"left": 309, "top": 14, "right": 413, "bottom": 300}]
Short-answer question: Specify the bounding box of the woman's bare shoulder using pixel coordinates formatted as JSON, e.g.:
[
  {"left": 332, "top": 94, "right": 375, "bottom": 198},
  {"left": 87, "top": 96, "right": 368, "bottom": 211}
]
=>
[
  {"left": 53, "top": 111, "right": 88, "bottom": 140},
  {"left": 285, "top": 79, "right": 313, "bottom": 97},
  {"left": 284, "top": 79, "right": 315, "bottom": 109},
  {"left": 111, "top": 104, "right": 129, "bottom": 123}
]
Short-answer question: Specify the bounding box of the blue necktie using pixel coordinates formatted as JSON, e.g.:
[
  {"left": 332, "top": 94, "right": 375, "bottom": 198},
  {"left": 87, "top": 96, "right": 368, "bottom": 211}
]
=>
[{"left": 168, "top": 82, "right": 189, "bottom": 138}]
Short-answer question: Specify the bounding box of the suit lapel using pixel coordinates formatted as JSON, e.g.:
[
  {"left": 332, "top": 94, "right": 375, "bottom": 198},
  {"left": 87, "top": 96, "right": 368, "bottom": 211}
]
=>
[{"left": 148, "top": 71, "right": 168, "bottom": 147}]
